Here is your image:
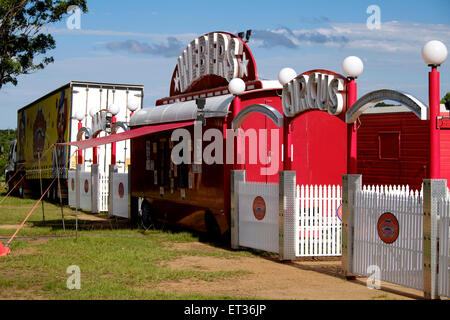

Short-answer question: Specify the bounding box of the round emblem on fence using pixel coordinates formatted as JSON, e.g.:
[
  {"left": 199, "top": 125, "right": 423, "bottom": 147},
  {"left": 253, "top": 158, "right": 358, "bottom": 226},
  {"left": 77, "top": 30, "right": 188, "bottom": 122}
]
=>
[
  {"left": 253, "top": 196, "right": 266, "bottom": 221},
  {"left": 118, "top": 182, "right": 124, "bottom": 199},
  {"left": 377, "top": 212, "right": 399, "bottom": 244},
  {"left": 337, "top": 204, "right": 343, "bottom": 221},
  {"left": 84, "top": 179, "right": 89, "bottom": 194},
  {"left": 71, "top": 178, "right": 75, "bottom": 191}
]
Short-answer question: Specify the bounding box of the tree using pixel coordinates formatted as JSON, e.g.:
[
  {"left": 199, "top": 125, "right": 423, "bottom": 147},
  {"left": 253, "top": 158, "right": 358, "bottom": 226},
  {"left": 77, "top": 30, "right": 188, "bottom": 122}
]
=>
[
  {"left": 0, "top": 0, "right": 87, "bottom": 89},
  {"left": 441, "top": 92, "right": 450, "bottom": 104}
]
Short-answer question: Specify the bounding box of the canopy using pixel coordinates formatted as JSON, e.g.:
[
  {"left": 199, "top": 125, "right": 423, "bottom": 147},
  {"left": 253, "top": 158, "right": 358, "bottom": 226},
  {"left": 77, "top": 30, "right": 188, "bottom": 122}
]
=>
[
  {"left": 59, "top": 121, "right": 194, "bottom": 150},
  {"left": 129, "top": 94, "right": 234, "bottom": 127}
]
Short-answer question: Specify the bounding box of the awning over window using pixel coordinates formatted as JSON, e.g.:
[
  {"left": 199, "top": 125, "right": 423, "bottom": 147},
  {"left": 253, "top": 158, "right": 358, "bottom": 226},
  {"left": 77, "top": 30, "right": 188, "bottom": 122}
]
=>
[
  {"left": 129, "top": 94, "right": 234, "bottom": 127},
  {"left": 59, "top": 121, "right": 194, "bottom": 150}
]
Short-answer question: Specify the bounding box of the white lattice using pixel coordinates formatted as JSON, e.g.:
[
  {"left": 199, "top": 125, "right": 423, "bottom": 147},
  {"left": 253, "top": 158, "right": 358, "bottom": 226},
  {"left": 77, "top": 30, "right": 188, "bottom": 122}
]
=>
[
  {"left": 438, "top": 198, "right": 450, "bottom": 298},
  {"left": 238, "top": 181, "right": 279, "bottom": 253},
  {"left": 297, "top": 185, "right": 342, "bottom": 257},
  {"left": 353, "top": 186, "right": 424, "bottom": 291}
]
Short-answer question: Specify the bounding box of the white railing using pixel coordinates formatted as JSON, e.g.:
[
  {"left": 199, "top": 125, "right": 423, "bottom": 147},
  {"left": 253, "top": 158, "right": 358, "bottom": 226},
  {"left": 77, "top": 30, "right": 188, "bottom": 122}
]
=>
[
  {"left": 353, "top": 186, "right": 424, "bottom": 291},
  {"left": 297, "top": 185, "right": 342, "bottom": 257},
  {"left": 438, "top": 198, "right": 450, "bottom": 298},
  {"left": 99, "top": 173, "right": 109, "bottom": 212},
  {"left": 238, "top": 181, "right": 279, "bottom": 254}
]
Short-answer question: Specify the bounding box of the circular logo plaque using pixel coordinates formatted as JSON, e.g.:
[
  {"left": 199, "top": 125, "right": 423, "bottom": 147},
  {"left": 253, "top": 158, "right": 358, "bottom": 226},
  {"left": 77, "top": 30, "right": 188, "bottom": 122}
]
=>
[
  {"left": 252, "top": 196, "right": 266, "bottom": 221},
  {"left": 118, "top": 182, "right": 124, "bottom": 199},
  {"left": 337, "top": 204, "right": 343, "bottom": 221},
  {"left": 377, "top": 212, "right": 399, "bottom": 244},
  {"left": 84, "top": 179, "right": 89, "bottom": 193}
]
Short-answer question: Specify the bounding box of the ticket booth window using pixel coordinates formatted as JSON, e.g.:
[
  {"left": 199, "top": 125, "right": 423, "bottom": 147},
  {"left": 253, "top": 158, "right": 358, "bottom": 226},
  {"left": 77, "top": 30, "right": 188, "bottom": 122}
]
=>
[{"left": 378, "top": 132, "right": 400, "bottom": 160}]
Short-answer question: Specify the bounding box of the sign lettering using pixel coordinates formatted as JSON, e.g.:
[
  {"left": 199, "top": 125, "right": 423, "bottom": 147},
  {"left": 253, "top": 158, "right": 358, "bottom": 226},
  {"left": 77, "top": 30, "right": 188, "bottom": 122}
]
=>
[{"left": 282, "top": 71, "right": 346, "bottom": 118}]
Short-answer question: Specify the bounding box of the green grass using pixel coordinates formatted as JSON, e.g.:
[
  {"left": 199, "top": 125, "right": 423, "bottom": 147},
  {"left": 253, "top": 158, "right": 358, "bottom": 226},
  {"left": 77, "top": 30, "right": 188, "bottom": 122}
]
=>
[{"left": 0, "top": 194, "right": 256, "bottom": 300}]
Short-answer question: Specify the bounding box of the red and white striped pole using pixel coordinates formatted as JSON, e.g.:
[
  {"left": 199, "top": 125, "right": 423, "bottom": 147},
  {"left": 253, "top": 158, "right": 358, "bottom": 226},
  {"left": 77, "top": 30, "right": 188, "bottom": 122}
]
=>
[
  {"left": 422, "top": 40, "right": 447, "bottom": 179},
  {"left": 342, "top": 56, "right": 364, "bottom": 175},
  {"left": 111, "top": 115, "right": 117, "bottom": 165},
  {"left": 77, "top": 120, "right": 83, "bottom": 165}
]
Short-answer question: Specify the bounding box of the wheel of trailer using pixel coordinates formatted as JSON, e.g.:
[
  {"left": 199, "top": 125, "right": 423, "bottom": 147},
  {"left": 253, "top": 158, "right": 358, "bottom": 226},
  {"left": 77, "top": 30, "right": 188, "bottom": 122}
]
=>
[
  {"left": 18, "top": 181, "right": 24, "bottom": 198},
  {"left": 140, "top": 200, "right": 156, "bottom": 229},
  {"left": 205, "top": 211, "right": 221, "bottom": 241}
]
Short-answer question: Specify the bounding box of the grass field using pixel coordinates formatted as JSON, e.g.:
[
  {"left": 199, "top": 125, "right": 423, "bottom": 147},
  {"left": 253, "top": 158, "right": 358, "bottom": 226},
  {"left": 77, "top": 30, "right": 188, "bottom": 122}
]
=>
[
  {"left": 0, "top": 194, "right": 257, "bottom": 300},
  {"left": 0, "top": 193, "right": 426, "bottom": 301}
]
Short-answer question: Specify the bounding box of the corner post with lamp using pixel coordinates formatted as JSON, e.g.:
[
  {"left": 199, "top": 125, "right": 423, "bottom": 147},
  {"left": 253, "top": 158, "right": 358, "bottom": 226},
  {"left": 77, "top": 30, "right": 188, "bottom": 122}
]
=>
[{"left": 421, "top": 40, "right": 448, "bottom": 300}]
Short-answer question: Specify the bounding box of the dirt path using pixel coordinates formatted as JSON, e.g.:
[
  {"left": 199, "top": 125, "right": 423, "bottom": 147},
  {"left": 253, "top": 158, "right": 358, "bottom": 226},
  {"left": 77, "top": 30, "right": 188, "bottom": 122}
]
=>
[{"left": 156, "top": 242, "right": 423, "bottom": 300}]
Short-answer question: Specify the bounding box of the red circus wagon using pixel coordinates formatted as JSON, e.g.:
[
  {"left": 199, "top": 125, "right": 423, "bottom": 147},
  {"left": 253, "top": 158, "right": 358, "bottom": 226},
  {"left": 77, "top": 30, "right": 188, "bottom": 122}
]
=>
[{"left": 126, "top": 31, "right": 349, "bottom": 237}]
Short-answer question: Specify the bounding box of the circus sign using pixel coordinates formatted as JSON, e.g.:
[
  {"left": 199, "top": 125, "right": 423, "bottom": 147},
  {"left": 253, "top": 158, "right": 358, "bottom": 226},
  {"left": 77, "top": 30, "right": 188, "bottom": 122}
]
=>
[
  {"left": 170, "top": 31, "right": 257, "bottom": 96},
  {"left": 282, "top": 70, "right": 347, "bottom": 118}
]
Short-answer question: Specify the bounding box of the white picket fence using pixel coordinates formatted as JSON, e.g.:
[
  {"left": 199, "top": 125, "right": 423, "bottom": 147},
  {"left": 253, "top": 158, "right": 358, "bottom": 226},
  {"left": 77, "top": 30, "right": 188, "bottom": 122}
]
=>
[
  {"left": 296, "top": 185, "right": 342, "bottom": 257},
  {"left": 438, "top": 198, "right": 450, "bottom": 298},
  {"left": 99, "top": 173, "right": 109, "bottom": 212},
  {"left": 353, "top": 186, "right": 424, "bottom": 291}
]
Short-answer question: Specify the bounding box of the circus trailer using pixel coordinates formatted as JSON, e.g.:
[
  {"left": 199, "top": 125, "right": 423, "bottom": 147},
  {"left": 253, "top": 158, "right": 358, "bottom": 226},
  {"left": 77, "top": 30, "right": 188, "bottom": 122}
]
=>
[
  {"left": 356, "top": 101, "right": 450, "bottom": 191},
  {"left": 5, "top": 81, "right": 144, "bottom": 200},
  {"left": 112, "top": 31, "right": 352, "bottom": 237}
]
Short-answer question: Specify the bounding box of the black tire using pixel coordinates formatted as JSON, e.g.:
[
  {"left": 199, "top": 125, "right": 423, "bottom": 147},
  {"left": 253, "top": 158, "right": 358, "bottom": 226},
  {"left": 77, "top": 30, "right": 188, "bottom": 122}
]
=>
[
  {"left": 18, "top": 181, "right": 24, "bottom": 198},
  {"left": 205, "top": 211, "right": 221, "bottom": 241},
  {"left": 140, "top": 200, "right": 155, "bottom": 229}
]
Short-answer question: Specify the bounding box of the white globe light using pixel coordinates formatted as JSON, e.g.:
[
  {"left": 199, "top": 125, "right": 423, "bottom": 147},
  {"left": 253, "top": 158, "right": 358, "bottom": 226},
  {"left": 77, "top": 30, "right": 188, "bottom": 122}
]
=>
[
  {"left": 228, "top": 78, "right": 246, "bottom": 95},
  {"left": 278, "top": 67, "right": 297, "bottom": 86},
  {"left": 422, "top": 40, "right": 448, "bottom": 66},
  {"left": 127, "top": 101, "right": 139, "bottom": 112},
  {"left": 108, "top": 103, "right": 120, "bottom": 116},
  {"left": 89, "top": 107, "right": 97, "bottom": 118},
  {"left": 73, "top": 109, "right": 84, "bottom": 121},
  {"left": 341, "top": 56, "right": 364, "bottom": 79}
]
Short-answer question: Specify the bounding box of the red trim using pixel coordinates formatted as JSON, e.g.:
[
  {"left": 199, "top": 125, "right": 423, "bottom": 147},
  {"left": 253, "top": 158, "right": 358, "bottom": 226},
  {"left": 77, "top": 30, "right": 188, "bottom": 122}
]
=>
[
  {"left": 60, "top": 121, "right": 195, "bottom": 150},
  {"left": 77, "top": 121, "right": 83, "bottom": 164},
  {"left": 429, "top": 67, "right": 440, "bottom": 179}
]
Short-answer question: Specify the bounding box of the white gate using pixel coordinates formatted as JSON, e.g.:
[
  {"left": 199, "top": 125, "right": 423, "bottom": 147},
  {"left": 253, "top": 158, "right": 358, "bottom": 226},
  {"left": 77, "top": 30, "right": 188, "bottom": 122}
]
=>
[
  {"left": 109, "top": 172, "right": 129, "bottom": 218},
  {"left": 353, "top": 186, "right": 424, "bottom": 291},
  {"left": 79, "top": 171, "right": 92, "bottom": 211},
  {"left": 238, "top": 181, "right": 279, "bottom": 253},
  {"left": 297, "top": 185, "right": 342, "bottom": 257},
  {"left": 438, "top": 197, "right": 450, "bottom": 298},
  {"left": 68, "top": 170, "right": 77, "bottom": 208}
]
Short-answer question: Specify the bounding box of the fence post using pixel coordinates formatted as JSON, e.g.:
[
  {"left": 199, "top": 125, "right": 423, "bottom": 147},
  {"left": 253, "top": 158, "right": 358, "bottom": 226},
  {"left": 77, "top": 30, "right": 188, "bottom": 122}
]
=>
[
  {"left": 75, "top": 164, "right": 83, "bottom": 210},
  {"left": 231, "top": 170, "right": 246, "bottom": 250},
  {"left": 342, "top": 174, "right": 362, "bottom": 278},
  {"left": 91, "top": 164, "right": 99, "bottom": 214},
  {"left": 279, "top": 171, "right": 297, "bottom": 261},
  {"left": 109, "top": 164, "right": 118, "bottom": 217},
  {"left": 422, "top": 179, "right": 445, "bottom": 300}
]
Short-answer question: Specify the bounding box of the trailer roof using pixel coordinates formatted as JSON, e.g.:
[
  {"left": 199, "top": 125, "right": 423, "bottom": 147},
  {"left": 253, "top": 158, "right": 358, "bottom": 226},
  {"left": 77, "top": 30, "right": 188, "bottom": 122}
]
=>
[{"left": 17, "top": 81, "right": 144, "bottom": 113}]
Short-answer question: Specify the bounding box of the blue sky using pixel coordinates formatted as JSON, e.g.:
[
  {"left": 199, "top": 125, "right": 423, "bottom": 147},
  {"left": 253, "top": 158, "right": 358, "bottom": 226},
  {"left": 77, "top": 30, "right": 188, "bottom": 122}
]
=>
[{"left": 0, "top": 0, "right": 449, "bottom": 129}]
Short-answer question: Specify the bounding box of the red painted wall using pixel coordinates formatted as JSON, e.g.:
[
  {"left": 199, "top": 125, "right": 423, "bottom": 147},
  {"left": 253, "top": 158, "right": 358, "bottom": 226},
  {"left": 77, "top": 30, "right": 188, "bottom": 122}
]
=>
[
  {"left": 357, "top": 112, "right": 430, "bottom": 190},
  {"left": 290, "top": 111, "right": 348, "bottom": 186}
]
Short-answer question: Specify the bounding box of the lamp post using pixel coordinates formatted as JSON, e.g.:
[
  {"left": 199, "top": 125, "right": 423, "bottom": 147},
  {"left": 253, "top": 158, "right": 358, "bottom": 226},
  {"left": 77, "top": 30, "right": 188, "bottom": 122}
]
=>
[
  {"left": 422, "top": 40, "right": 448, "bottom": 179},
  {"left": 89, "top": 107, "right": 98, "bottom": 165},
  {"left": 228, "top": 78, "right": 246, "bottom": 170},
  {"left": 278, "top": 67, "right": 297, "bottom": 171},
  {"left": 74, "top": 110, "right": 85, "bottom": 165},
  {"left": 108, "top": 103, "right": 120, "bottom": 165},
  {"left": 342, "top": 56, "right": 364, "bottom": 175},
  {"left": 127, "top": 98, "right": 139, "bottom": 118}
]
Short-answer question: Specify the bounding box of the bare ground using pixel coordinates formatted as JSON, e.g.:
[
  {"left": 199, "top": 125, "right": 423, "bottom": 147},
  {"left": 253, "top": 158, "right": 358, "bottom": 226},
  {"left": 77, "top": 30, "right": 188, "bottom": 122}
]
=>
[{"left": 155, "top": 242, "right": 424, "bottom": 300}]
